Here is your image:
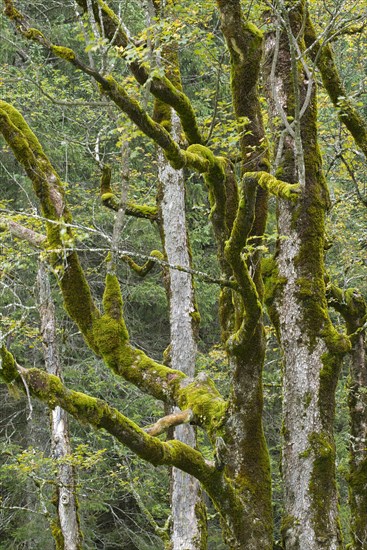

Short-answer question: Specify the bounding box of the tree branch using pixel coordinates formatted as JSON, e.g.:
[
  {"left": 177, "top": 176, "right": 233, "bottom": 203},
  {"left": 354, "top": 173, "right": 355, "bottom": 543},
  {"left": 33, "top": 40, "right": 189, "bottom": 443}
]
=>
[
  {"left": 248, "top": 171, "right": 301, "bottom": 200},
  {"left": 305, "top": 13, "right": 367, "bottom": 160},
  {"left": 145, "top": 409, "right": 194, "bottom": 437},
  {"left": 0, "top": 218, "right": 46, "bottom": 247},
  {"left": 100, "top": 164, "right": 158, "bottom": 220},
  {"left": 74, "top": 0, "right": 203, "bottom": 145}
]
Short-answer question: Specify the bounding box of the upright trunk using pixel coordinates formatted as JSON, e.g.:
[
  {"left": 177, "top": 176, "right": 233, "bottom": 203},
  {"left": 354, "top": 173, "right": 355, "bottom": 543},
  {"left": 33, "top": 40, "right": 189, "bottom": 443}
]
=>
[
  {"left": 157, "top": 108, "right": 206, "bottom": 549},
  {"left": 328, "top": 287, "right": 367, "bottom": 548},
  {"left": 37, "top": 262, "right": 82, "bottom": 550},
  {"left": 263, "top": 3, "right": 349, "bottom": 548},
  {"left": 347, "top": 308, "right": 367, "bottom": 550},
  {"left": 215, "top": 1, "right": 273, "bottom": 548}
]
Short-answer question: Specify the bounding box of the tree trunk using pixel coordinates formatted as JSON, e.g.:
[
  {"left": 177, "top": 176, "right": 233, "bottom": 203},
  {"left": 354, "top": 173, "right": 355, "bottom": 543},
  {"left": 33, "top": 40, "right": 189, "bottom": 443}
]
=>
[
  {"left": 37, "top": 262, "right": 82, "bottom": 550},
  {"left": 327, "top": 287, "right": 367, "bottom": 548},
  {"left": 263, "top": 3, "right": 349, "bottom": 548},
  {"left": 157, "top": 108, "right": 206, "bottom": 549}
]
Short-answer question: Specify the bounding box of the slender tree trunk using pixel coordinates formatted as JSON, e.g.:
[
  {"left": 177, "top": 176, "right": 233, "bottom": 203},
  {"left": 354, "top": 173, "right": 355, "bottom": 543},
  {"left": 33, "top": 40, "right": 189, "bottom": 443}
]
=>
[
  {"left": 37, "top": 262, "right": 82, "bottom": 550},
  {"left": 347, "top": 313, "right": 367, "bottom": 550},
  {"left": 157, "top": 108, "right": 206, "bottom": 549},
  {"left": 328, "top": 287, "right": 367, "bottom": 548}
]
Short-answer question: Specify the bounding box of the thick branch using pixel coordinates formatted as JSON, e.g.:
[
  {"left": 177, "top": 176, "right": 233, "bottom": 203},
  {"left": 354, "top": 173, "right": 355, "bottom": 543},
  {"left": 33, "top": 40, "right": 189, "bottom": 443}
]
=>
[
  {"left": 0, "top": 347, "right": 243, "bottom": 536},
  {"left": 0, "top": 101, "right": 101, "bottom": 352},
  {"left": 74, "top": 0, "right": 202, "bottom": 145},
  {"left": 224, "top": 175, "right": 262, "bottom": 348},
  {"left": 3, "top": 4, "right": 216, "bottom": 173},
  {"left": 248, "top": 171, "right": 300, "bottom": 200},
  {"left": 305, "top": 13, "right": 367, "bottom": 159},
  {"left": 0, "top": 353, "right": 210, "bottom": 476}
]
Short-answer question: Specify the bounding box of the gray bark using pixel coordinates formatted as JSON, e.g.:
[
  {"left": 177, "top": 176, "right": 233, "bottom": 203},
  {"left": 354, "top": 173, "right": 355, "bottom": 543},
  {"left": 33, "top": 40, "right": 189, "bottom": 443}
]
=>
[
  {"left": 37, "top": 262, "right": 82, "bottom": 550},
  {"left": 264, "top": 10, "right": 343, "bottom": 549},
  {"left": 158, "top": 112, "right": 205, "bottom": 550}
]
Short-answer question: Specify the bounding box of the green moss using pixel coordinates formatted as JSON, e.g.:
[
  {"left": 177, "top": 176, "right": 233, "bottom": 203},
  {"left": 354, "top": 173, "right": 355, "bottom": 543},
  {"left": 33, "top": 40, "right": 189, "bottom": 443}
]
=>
[
  {"left": 348, "top": 458, "right": 367, "bottom": 491},
  {"left": 262, "top": 256, "right": 286, "bottom": 334},
  {"left": 281, "top": 514, "right": 298, "bottom": 543},
  {"left": 177, "top": 377, "right": 227, "bottom": 437},
  {"left": 194, "top": 498, "right": 208, "bottom": 550},
  {"left": 24, "top": 28, "right": 45, "bottom": 40},
  {"left": 102, "top": 273, "right": 124, "bottom": 321},
  {"left": 59, "top": 253, "right": 100, "bottom": 353},
  {"left": 101, "top": 192, "right": 115, "bottom": 201},
  {"left": 0, "top": 346, "right": 18, "bottom": 384},
  {"left": 246, "top": 171, "right": 300, "bottom": 200},
  {"left": 3, "top": 0, "right": 22, "bottom": 20},
  {"left": 51, "top": 45, "right": 76, "bottom": 61},
  {"left": 0, "top": 101, "right": 46, "bottom": 159},
  {"left": 307, "top": 432, "right": 342, "bottom": 543},
  {"left": 125, "top": 202, "right": 158, "bottom": 220},
  {"left": 51, "top": 519, "right": 64, "bottom": 550},
  {"left": 348, "top": 457, "right": 367, "bottom": 547},
  {"left": 100, "top": 164, "right": 112, "bottom": 194}
]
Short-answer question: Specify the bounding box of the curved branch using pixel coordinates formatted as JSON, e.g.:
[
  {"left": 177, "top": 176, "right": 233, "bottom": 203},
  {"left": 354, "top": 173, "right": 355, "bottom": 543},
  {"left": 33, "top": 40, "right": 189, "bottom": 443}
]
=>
[
  {"left": 100, "top": 165, "right": 158, "bottom": 220},
  {"left": 145, "top": 409, "right": 194, "bottom": 437},
  {"left": 120, "top": 250, "right": 161, "bottom": 277},
  {"left": 74, "top": 0, "right": 203, "bottom": 145},
  {"left": 0, "top": 101, "right": 101, "bottom": 353},
  {"left": 0, "top": 351, "right": 209, "bottom": 476},
  {"left": 305, "top": 13, "right": 367, "bottom": 159},
  {"left": 248, "top": 171, "right": 301, "bottom": 200}
]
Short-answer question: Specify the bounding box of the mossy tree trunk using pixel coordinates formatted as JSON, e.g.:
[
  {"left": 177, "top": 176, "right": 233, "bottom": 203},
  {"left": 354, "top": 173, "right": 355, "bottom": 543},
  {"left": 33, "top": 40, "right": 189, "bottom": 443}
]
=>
[
  {"left": 263, "top": 2, "right": 349, "bottom": 548},
  {"left": 327, "top": 286, "right": 367, "bottom": 549}
]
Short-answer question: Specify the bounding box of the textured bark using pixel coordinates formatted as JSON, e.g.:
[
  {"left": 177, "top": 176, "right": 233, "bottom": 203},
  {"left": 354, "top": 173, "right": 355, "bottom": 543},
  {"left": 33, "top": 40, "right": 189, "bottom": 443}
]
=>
[
  {"left": 3, "top": 1, "right": 366, "bottom": 549},
  {"left": 263, "top": 3, "right": 348, "bottom": 548},
  {"left": 327, "top": 286, "right": 367, "bottom": 549},
  {"left": 37, "top": 262, "right": 82, "bottom": 550},
  {"left": 348, "top": 319, "right": 367, "bottom": 550},
  {"left": 158, "top": 119, "right": 206, "bottom": 548}
]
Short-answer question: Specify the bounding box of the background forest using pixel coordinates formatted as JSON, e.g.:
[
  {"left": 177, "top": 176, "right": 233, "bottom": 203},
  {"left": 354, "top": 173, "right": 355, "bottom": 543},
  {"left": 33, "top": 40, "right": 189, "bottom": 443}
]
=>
[{"left": 0, "top": 0, "right": 366, "bottom": 549}]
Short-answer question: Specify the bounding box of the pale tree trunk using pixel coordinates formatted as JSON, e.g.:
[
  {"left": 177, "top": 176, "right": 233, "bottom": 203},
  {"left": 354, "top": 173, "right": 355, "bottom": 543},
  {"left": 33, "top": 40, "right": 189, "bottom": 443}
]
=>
[
  {"left": 37, "top": 262, "right": 82, "bottom": 550},
  {"left": 157, "top": 110, "right": 206, "bottom": 549},
  {"left": 263, "top": 2, "right": 349, "bottom": 548}
]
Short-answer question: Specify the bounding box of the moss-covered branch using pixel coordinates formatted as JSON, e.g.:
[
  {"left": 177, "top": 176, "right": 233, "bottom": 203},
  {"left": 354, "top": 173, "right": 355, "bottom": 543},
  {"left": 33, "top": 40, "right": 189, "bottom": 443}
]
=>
[
  {"left": 120, "top": 250, "right": 161, "bottom": 277},
  {"left": 0, "top": 100, "right": 228, "bottom": 424},
  {"left": 0, "top": 348, "right": 207, "bottom": 474},
  {"left": 100, "top": 164, "right": 158, "bottom": 220},
  {"left": 246, "top": 171, "right": 300, "bottom": 200},
  {"left": 0, "top": 101, "right": 101, "bottom": 352},
  {"left": 305, "top": 13, "right": 367, "bottom": 159},
  {"left": 326, "top": 283, "right": 367, "bottom": 546},
  {"left": 94, "top": 273, "right": 227, "bottom": 435},
  {"left": 0, "top": 345, "right": 247, "bottom": 542},
  {"left": 4, "top": 4, "right": 215, "bottom": 173},
  {"left": 326, "top": 283, "right": 367, "bottom": 330},
  {"left": 74, "top": 0, "right": 202, "bottom": 145},
  {"left": 224, "top": 175, "right": 262, "bottom": 349}
]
